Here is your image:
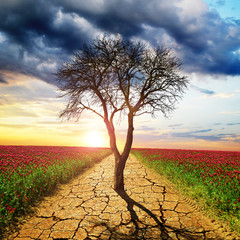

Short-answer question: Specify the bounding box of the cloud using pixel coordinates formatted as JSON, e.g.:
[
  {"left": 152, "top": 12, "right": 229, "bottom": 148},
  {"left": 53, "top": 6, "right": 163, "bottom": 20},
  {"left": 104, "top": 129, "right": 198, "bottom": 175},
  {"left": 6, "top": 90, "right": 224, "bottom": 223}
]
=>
[
  {"left": 192, "top": 129, "right": 213, "bottom": 133},
  {"left": 139, "top": 126, "right": 156, "bottom": 132},
  {"left": 0, "top": 105, "right": 39, "bottom": 118},
  {"left": 168, "top": 124, "right": 183, "bottom": 128},
  {"left": 0, "top": 0, "right": 240, "bottom": 87},
  {"left": 191, "top": 83, "right": 236, "bottom": 98},
  {"left": 216, "top": 0, "right": 225, "bottom": 7},
  {"left": 191, "top": 84, "right": 215, "bottom": 95},
  {"left": 227, "top": 122, "right": 240, "bottom": 126},
  {"left": 0, "top": 76, "right": 59, "bottom": 106},
  {"left": 171, "top": 130, "right": 240, "bottom": 143},
  {"left": 0, "top": 0, "right": 99, "bottom": 84},
  {"left": 0, "top": 73, "right": 7, "bottom": 84},
  {"left": 211, "top": 93, "right": 235, "bottom": 98},
  {"left": 218, "top": 134, "right": 240, "bottom": 143}
]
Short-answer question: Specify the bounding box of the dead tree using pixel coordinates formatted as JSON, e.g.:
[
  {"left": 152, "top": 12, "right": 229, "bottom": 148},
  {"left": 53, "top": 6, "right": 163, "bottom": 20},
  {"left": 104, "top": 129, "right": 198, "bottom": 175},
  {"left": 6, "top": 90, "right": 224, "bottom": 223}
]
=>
[{"left": 56, "top": 36, "right": 188, "bottom": 190}]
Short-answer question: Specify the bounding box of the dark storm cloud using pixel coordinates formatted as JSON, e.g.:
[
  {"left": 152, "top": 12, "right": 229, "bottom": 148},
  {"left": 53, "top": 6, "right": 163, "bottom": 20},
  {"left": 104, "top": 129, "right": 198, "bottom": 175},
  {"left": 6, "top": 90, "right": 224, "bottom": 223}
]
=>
[
  {"left": 0, "top": 0, "right": 240, "bottom": 85},
  {"left": 178, "top": 10, "right": 240, "bottom": 75},
  {"left": 0, "top": 0, "right": 94, "bottom": 83},
  {"left": 55, "top": 0, "right": 181, "bottom": 38},
  {"left": 0, "top": 0, "right": 89, "bottom": 53},
  {"left": 63, "top": 0, "right": 240, "bottom": 76}
]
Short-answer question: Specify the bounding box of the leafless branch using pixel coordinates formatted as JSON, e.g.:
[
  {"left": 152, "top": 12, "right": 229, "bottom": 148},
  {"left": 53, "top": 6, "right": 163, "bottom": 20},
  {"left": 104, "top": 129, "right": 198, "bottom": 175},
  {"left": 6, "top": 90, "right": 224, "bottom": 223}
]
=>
[{"left": 55, "top": 35, "right": 188, "bottom": 160}]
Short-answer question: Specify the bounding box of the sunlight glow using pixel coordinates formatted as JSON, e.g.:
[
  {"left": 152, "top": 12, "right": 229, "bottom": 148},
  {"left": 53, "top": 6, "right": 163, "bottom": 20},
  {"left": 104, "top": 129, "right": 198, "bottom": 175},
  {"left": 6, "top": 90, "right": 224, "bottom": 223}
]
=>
[{"left": 85, "top": 131, "right": 107, "bottom": 147}]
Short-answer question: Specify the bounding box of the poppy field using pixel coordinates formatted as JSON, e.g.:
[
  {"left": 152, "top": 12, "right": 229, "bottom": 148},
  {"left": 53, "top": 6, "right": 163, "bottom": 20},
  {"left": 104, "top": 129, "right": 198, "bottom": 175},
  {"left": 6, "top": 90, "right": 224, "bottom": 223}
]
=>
[
  {"left": 132, "top": 148, "right": 240, "bottom": 231},
  {"left": 0, "top": 145, "right": 111, "bottom": 228}
]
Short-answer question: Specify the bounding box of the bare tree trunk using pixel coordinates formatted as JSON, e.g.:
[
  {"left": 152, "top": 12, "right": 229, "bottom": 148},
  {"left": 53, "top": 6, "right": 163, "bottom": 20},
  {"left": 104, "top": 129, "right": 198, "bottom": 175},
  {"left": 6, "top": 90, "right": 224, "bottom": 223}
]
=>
[
  {"left": 114, "top": 156, "right": 126, "bottom": 190},
  {"left": 105, "top": 112, "right": 134, "bottom": 191},
  {"left": 113, "top": 112, "right": 134, "bottom": 191}
]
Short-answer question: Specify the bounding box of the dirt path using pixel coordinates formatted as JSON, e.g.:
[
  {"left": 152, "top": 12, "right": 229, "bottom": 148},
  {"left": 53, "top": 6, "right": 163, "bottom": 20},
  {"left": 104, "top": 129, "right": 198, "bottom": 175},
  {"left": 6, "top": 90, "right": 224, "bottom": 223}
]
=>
[{"left": 6, "top": 154, "right": 239, "bottom": 240}]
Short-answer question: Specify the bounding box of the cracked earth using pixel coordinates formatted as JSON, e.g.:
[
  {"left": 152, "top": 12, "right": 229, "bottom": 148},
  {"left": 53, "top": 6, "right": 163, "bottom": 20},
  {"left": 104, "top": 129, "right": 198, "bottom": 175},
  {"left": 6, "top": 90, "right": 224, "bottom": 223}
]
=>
[{"left": 5, "top": 154, "right": 239, "bottom": 239}]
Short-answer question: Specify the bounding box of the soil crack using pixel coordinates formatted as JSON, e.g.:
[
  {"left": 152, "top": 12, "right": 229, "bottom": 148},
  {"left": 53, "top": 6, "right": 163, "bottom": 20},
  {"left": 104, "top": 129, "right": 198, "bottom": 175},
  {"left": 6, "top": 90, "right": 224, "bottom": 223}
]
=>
[{"left": 4, "top": 154, "right": 239, "bottom": 240}]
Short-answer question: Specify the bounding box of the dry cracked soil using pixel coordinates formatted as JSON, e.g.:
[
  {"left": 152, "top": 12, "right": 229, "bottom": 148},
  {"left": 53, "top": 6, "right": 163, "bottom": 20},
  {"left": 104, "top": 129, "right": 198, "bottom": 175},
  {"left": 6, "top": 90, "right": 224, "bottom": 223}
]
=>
[{"left": 3, "top": 154, "right": 240, "bottom": 240}]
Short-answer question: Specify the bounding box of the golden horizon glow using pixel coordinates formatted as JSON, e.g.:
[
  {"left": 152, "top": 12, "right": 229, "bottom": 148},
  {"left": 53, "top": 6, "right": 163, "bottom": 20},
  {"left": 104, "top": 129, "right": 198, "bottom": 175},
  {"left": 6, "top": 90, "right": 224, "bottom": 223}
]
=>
[
  {"left": 84, "top": 131, "right": 108, "bottom": 148},
  {"left": 0, "top": 72, "right": 239, "bottom": 152}
]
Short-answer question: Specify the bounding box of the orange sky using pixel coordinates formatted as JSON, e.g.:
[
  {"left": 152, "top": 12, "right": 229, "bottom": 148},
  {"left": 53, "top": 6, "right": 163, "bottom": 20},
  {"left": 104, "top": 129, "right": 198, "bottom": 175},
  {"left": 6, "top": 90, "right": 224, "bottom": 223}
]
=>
[
  {"left": 0, "top": 71, "right": 239, "bottom": 152},
  {"left": 0, "top": 0, "right": 240, "bottom": 153}
]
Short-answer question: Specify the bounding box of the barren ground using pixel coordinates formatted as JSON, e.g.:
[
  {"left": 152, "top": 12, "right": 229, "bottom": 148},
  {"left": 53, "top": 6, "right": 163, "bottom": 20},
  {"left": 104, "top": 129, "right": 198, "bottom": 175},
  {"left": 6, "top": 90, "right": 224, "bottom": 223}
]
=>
[{"left": 4, "top": 154, "right": 240, "bottom": 239}]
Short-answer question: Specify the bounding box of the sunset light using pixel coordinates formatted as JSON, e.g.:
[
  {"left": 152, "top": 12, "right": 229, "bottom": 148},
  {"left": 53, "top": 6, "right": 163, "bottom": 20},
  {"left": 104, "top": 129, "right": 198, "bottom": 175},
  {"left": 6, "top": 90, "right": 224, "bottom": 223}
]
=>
[
  {"left": 85, "top": 131, "right": 108, "bottom": 148},
  {"left": 1, "top": 0, "right": 240, "bottom": 238},
  {"left": 0, "top": 0, "right": 239, "bottom": 151}
]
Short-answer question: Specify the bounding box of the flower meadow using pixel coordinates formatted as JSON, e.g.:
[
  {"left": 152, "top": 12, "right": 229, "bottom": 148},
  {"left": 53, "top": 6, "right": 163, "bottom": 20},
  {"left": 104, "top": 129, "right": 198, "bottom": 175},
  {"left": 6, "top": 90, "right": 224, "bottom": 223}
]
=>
[
  {"left": 0, "top": 145, "right": 111, "bottom": 228},
  {"left": 132, "top": 148, "right": 240, "bottom": 231}
]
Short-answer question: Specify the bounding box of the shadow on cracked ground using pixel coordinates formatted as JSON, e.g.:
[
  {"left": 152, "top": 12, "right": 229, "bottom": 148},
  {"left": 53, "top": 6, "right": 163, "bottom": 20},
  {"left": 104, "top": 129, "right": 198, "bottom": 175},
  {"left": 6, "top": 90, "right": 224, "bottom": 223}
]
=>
[
  {"left": 4, "top": 154, "right": 239, "bottom": 240},
  {"left": 110, "top": 189, "right": 208, "bottom": 240}
]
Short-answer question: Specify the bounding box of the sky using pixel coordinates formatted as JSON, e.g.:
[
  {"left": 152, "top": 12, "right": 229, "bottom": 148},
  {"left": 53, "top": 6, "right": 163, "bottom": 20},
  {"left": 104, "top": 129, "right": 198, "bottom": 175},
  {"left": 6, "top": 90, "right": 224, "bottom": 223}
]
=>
[{"left": 0, "top": 0, "right": 239, "bottom": 151}]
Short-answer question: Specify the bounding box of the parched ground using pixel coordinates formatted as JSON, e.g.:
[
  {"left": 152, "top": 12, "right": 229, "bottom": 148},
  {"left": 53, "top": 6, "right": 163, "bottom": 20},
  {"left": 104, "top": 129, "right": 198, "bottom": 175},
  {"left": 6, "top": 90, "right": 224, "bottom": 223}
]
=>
[{"left": 5, "top": 154, "right": 240, "bottom": 240}]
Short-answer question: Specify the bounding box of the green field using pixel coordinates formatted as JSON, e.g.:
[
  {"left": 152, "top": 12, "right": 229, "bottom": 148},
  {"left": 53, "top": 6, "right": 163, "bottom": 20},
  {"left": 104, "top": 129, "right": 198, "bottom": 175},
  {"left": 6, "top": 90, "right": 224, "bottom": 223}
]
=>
[
  {"left": 0, "top": 145, "right": 111, "bottom": 228},
  {"left": 132, "top": 148, "right": 240, "bottom": 233}
]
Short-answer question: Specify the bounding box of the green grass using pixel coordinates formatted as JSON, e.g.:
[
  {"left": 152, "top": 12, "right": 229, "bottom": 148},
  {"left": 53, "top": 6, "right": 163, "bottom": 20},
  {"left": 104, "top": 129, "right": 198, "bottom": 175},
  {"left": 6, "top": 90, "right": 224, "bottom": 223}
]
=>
[
  {"left": 0, "top": 146, "right": 112, "bottom": 230},
  {"left": 132, "top": 149, "right": 240, "bottom": 235}
]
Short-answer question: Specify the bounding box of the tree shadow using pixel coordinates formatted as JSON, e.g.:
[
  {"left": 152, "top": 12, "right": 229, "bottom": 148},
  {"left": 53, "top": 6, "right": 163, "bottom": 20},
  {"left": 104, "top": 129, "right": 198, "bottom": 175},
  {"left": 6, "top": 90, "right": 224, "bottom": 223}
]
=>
[
  {"left": 115, "top": 189, "right": 169, "bottom": 239},
  {"left": 114, "top": 189, "right": 206, "bottom": 240}
]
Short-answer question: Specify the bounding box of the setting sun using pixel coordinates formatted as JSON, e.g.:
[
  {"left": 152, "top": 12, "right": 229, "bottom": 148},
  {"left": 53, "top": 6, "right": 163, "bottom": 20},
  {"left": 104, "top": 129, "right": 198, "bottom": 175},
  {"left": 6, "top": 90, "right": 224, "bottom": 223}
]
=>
[{"left": 85, "top": 131, "right": 108, "bottom": 147}]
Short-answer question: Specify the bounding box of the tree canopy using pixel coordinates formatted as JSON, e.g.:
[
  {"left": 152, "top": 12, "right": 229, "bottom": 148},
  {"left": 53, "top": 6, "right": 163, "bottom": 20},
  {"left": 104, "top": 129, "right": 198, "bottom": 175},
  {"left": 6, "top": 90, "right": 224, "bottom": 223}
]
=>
[
  {"left": 57, "top": 37, "right": 187, "bottom": 120},
  {"left": 56, "top": 36, "right": 188, "bottom": 190}
]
